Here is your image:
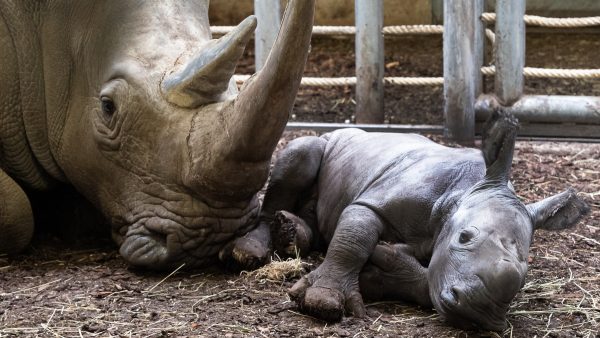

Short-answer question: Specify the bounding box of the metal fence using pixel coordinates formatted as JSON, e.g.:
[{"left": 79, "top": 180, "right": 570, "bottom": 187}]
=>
[{"left": 213, "top": 0, "right": 600, "bottom": 143}]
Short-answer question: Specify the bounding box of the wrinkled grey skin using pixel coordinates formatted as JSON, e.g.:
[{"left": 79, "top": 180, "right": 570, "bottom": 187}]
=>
[
  {"left": 239, "top": 111, "right": 589, "bottom": 330},
  {"left": 0, "top": 0, "right": 315, "bottom": 269}
]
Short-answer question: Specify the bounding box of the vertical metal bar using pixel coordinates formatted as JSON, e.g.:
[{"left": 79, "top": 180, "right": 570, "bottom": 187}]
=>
[
  {"left": 495, "top": 0, "right": 526, "bottom": 105},
  {"left": 431, "top": 0, "right": 444, "bottom": 24},
  {"left": 355, "top": 0, "right": 384, "bottom": 124},
  {"left": 254, "top": 0, "right": 281, "bottom": 71},
  {"left": 443, "top": 0, "right": 484, "bottom": 145}
]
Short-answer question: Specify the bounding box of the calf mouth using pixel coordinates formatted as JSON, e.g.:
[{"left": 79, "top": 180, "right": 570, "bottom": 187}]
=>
[
  {"left": 435, "top": 299, "right": 508, "bottom": 331},
  {"left": 434, "top": 285, "right": 509, "bottom": 332}
]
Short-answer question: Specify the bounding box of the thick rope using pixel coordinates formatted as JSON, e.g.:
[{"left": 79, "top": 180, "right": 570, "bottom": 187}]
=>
[
  {"left": 382, "top": 25, "right": 443, "bottom": 35},
  {"left": 481, "top": 66, "right": 600, "bottom": 79},
  {"left": 481, "top": 13, "right": 600, "bottom": 28},
  {"left": 214, "top": 14, "right": 600, "bottom": 36},
  {"left": 234, "top": 75, "right": 443, "bottom": 86},
  {"left": 227, "top": 14, "right": 600, "bottom": 87},
  {"left": 485, "top": 28, "right": 496, "bottom": 44},
  {"left": 234, "top": 67, "right": 600, "bottom": 88},
  {"left": 311, "top": 26, "right": 355, "bottom": 35},
  {"left": 384, "top": 77, "right": 444, "bottom": 85},
  {"left": 213, "top": 25, "right": 444, "bottom": 36}
]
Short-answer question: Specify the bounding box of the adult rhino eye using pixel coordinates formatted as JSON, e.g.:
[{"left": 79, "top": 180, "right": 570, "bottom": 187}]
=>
[
  {"left": 459, "top": 230, "right": 474, "bottom": 244},
  {"left": 101, "top": 97, "right": 116, "bottom": 118}
]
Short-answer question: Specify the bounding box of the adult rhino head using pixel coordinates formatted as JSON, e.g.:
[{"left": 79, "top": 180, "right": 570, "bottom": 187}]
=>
[
  {"left": 0, "top": 0, "right": 314, "bottom": 268},
  {"left": 428, "top": 111, "right": 589, "bottom": 331}
]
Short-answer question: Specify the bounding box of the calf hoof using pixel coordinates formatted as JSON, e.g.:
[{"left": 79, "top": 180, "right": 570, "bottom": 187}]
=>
[
  {"left": 301, "top": 286, "right": 345, "bottom": 321},
  {"left": 272, "top": 210, "right": 312, "bottom": 256},
  {"left": 219, "top": 236, "right": 269, "bottom": 270},
  {"left": 289, "top": 274, "right": 366, "bottom": 322}
]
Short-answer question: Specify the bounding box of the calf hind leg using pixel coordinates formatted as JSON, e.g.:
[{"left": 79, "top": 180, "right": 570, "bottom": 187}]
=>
[
  {"left": 219, "top": 136, "right": 326, "bottom": 269},
  {"left": 359, "top": 243, "right": 432, "bottom": 308},
  {"left": 0, "top": 169, "right": 34, "bottom": 254}
]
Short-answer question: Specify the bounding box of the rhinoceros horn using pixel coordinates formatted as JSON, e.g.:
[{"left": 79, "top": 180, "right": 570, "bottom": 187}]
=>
[
  {"left": 169, "top": 0, "right": 314, "bottom": 170},
  {"left": 226, "top": 0, "right": 315, "bottom": 162},
  {"left": 161, "top": 16, "right": 257, "bottom": 108}
]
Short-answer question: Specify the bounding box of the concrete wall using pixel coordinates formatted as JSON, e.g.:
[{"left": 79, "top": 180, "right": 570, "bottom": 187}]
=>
[
  {"left": 209, "top": 0, "right": 600, "bottom": 26},
  {"left": 209, "top": 0, "right": 432, "bottom": 26}
]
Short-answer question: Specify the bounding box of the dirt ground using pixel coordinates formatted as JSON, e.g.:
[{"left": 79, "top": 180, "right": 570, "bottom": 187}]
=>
[{"left": 1, "top": 34, "right": 600, "bottom": 337}]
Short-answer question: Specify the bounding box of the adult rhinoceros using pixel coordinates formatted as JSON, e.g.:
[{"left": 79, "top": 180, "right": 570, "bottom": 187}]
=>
[
  {"left": 0, "top": 0, "right": 315, "bottom": 269},
  {"left": 244, "top": 111, "right": 589, "bottom": 330}
]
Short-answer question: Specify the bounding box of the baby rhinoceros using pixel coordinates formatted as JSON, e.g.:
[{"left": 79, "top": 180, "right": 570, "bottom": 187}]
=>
[{"left": 237, "top": 111, "right": 589, "bottom": 331}]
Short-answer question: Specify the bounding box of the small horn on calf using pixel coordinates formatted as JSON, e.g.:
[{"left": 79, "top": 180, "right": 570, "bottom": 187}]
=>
[
  {"left": 161, "top": 16, "right": 257, "bottom": 108},
  {"left": 481, "top": 108, "right": 519, "bottom": 183}
]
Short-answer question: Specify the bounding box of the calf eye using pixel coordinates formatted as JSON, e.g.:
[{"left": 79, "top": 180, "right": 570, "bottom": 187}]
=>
[
  {"left": 459, "top": 230, "right": 474, "bottom": 244},
  {"left": 101, "top": 97, "right": 116, "bottom": 118}
]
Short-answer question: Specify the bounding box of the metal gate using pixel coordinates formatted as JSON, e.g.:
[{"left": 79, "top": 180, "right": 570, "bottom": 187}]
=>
[{"left": 212, "top": 0, "right": 600, "bottom": 143}]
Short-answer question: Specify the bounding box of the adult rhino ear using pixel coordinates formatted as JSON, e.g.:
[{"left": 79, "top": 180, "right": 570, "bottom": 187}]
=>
[
  {"left": 481, "top": 108, "right": 519, "bottom": 183},
  {"left": 526, "top": 188, "right": 590, "bottom": 231}
]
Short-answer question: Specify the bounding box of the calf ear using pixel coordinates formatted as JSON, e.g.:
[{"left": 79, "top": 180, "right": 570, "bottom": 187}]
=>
[
  {"left": 526, "top": 188, "right": 590, "bottom": 231},
  {"left": 481, "top": 108, "right": 519, "bottom": 183}
]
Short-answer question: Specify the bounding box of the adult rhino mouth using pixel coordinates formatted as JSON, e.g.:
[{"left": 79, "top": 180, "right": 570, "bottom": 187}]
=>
[
  {"left": 120, "top": 221, "right": 171, "bottom": 268},
  {"left": 113, "top": 195, "right": 260, "bottom": 269}
]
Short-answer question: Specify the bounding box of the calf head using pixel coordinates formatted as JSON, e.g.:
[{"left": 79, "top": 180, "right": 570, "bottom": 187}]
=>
[
  {"left": 54, "top": 1, "right": 314, "bottom": 269},
  {"left": 428, "top": 111, "right": 589, "bottom": 331}
]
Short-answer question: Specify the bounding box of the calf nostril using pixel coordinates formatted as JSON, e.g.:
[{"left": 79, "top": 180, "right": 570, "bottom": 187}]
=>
[
  {"left": 451, "top": 286, "right": 461, "bottom": 304},
  {"left": 441, "top": 286, "right": 461, "bottom": 307}
]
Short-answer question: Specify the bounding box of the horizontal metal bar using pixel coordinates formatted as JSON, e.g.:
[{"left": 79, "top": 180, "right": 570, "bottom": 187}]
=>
[
  {"left": 476, "top": 94, "right": 600, "bottom": 124},
  {"left": 476, "top": 122, "right": 600, "bottom": 139},
  {"left": 285, "top": 122, "right": 444, "bottom": 134}
]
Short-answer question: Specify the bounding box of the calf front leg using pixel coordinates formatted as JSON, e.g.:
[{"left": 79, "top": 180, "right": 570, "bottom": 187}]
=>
[
  {"left": 219, "top": 136, "right": 326, "bottom": 269},
  {"left": 0, "top": 169, "right": 34, "bottom": 254},
  {"left": 272, "top": 208, "right": 316, "bottom": 256},
  {"left": 289, "top": 204, "right": 383, "bottom": 321}
]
